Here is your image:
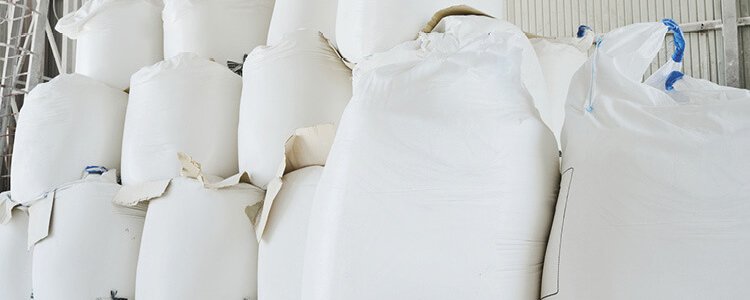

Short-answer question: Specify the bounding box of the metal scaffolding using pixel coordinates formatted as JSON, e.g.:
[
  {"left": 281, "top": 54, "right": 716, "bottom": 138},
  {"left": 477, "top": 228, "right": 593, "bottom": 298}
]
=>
[{"left": 0, "top": 0, "right": 47, "bottom": 191}]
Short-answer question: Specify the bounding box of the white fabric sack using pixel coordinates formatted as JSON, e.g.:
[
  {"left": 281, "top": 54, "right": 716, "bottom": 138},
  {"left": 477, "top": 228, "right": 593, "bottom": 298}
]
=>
[
  {"left": 0, "top": 196, "right": 32, "bottom": 300},
  {"left": 302, "top": 16, "right": 559, "bottom": 300},
  {"left": 163, "top": 0, "right": 275, "bottom": 64},
  {"left": 56, "top": 0, "right": 163, "bottom": 90},
  {"left": 542, "top": 21, "right": 750, "bottom": 300},
  {"left": 530, "top": 27, "right": 592, "bottom": 145},
  {"left": 122, "top": 53, "right": 241, "bottom": 185},
  {"left": 121, "top": 154, "right": 264, "bottom": 300},
  {"left": 258, "top": 166, "right": 322, "bottom": 300},
  {"left": 11, "top": 74, "right": 127, "bottom": 204},
  {"left": 238, "top": 29, "right": 350, "bottom": 188},
  {"left": 267, "top": 0, "right": 337, "bottom": 44},
  {"left": 30, "top": 170, "right": 145, "bottom": 300},
  {"left": 335, "top": 1, "right": 504, "bottom": 63}
]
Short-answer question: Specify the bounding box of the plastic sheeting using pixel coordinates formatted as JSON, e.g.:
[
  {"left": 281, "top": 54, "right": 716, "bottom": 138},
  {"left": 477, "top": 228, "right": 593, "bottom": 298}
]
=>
[
  {"left": 530, "top": 27, "right": 592, "bottom": 145},
  {"left": 122, "top": 53, "right": 241, "bottom": 185},
  {"left": 11, "top": 74, "right": 127, "bottom": 204},
  {"left": 30, "top": 170, "right": 145, "bottom": 300},
  {"left": 302, "top": 16, "right": 559, "bottom": 300},
  {"left": 267, "top": 0, "right": 337, "bottom": 44},
  {"left": 238, "top": 29, "right": 350, "bottom": 188},
  {"left": 0, "top": 197, "right": 32, "bottom": 300},
  {"left": 120, "top": 154, "right": 264, "bottom": 300},
  {"left": 542, "top": 21, "right": 750, "bottom": 300},
  {"left": 56, "top": 0, "right": 163, "bottom": 90},
  {"left": 258, "top": 166, "right": 322, "bottom": 300},
  {"left": 162, "top": 0, "right": 275, "bottom": 64},
  {"left": 335, "top": 0, "right": 504, "bottom": 63}
]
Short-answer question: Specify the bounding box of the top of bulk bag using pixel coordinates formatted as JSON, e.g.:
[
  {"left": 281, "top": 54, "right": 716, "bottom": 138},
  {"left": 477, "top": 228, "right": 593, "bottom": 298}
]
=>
[
  {"left": 131, "top": 52, "right": 238, "bottom": 85},
  {"left": 56, "top": 0, "right": 162, "bottom": 39}
]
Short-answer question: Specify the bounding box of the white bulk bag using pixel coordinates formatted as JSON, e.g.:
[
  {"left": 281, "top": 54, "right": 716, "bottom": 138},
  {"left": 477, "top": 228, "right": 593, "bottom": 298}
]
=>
[
  {"left": 335, "top": 1, "right": 504, "bottom": 63},
  {"left": 302, "top": 16, "right": 559, "bottom": 300},
  {"left": 122, "top": 53, "right": 241, "bottom": 185},
  {"left": 11, "top": 74, "right": 127, "bottom": 204},
  {"left": 258, "top": 166, "right": 322, "bottom": 300},
  {"left": 530, "top": 26, "right": 593, "bottom": 144},
  {"left": 266, "top": 0, "right": 337, "bottom": 44},
  {"left": 0, "top": 195, "right": 32, "bottom": 300},
  {"left": 29, "top": 169, "right": 145, "bottom": 300},
  {"left": 56, "top": 0, "right": 163, "bottom": 90},
  {"left": 118, "top": 154, "right": 264, "bottom": 300},
  {"left": 238, "top": 29, "right": 350, "bottom": 188},
  {"left": 162, "top": 0, "right": 275, "bottom": 64},
  {"left": 542, "top": 21, "right": 750, "bottom": 300}
]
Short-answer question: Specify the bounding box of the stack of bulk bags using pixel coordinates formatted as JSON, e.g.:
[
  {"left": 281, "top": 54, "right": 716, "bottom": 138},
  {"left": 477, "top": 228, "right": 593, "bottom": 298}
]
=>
[
  {"left": 56, "top": 0, "right": 163, "bottom": 90},
  {"left": 541, "top": 21, "right": 750, "bottom": 300},
  {"left": 162, "top": 0, "right": 275, "bottom": 64},
  {"left": 115, "top": 154, "right": 263, "bottom": 300},
  {"left": 29, "top": 169, "right": 145, "bottom": 300},
  {"left": 122, "top": 53, "right": 241, "bottom": 185},
  {"left": 238, "top": 29, "right": 350, "bottom": 189},
  {"left": 335, "top": 1, "right": 504, "bottom": 63},
  {"left": 0, "top": 195, "right": 32, "bottom": 300},
  {"left": 257, "top": 125, "right": 335, "bottom": 300},
  {"left": 11, "top": 74, "right": 127, "bottom": 204},
  {"left": 302, "top": 15, "right": 560, "bottom": 300},
  {"left": 530, "top": 25, "right": 593, "bottom": 144},
  {"left": 266, "top": 0, "right": 338, "bottom": 44}
]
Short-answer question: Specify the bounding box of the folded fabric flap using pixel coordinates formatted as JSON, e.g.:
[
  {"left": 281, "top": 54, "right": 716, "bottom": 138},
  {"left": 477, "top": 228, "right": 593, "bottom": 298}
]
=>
[
  {"left": 27, "top": 190, "right": 55, "bottom": 249},
  {"left": 421, "top": 5, "right": 494, "bottom": 33},
  {"left": 113, "top": 179, "right": 172, "bottom": 207},
  {"left": 253, "top": 123, "right": 336, "bottom": 240},
  {"left": 0, "top": 191, "right": 20, "bottom": 225}
]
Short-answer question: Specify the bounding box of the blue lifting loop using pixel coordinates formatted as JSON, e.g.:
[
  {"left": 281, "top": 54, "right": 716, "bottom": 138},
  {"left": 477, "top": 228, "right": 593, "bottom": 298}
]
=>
[
  {"left": 576, "top": 25, "right": 592, "bottom": 38},
  {"left": 85, "top": 165, "right": 108, "bottom": 175},
  {"left": 662, "top": 19, "right": 685, "bottom": 63},
  {"left": 665, "top": 71, "right": 684, "bottom": 91}
]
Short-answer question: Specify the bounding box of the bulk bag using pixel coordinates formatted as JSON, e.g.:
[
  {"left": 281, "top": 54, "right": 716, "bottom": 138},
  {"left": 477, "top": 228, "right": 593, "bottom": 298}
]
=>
[
  {"left": 11, "top": 74, "right": 127, "bottom": 204},
  {"left": 302, "top": 16, "right": 559, "bottom": 300},
  {"left": 541, "top": 21, "right": 750, "bottom": 300},
  {"left": 0, "top": 195, "right": 32, "bottom": 300},
  {"left": 335, "top": 0, "right": 504, "bottom": 63},
  {"left": 266, "top": 0, "right": 337, "bottom": 44},
  {"left": 238, "top": 29, "right": 350, "bottom": 188},
  {"left": 29, "top": 169, "right": 145, "bottom": 300},
  {"left": 162, "top": 0, "right": 275, "bottom": 64},
  {"left": 257, "top": 125, "right": 334, "bottom": 300},
  {"left": 56, "top": 0, "right": 163, "bottom": 90},
  {"left": 117, "top": 154, "right": 264, "bottom": 300},
  {"left": 259, "top": 166, "right": 323, "bottom": 300},
  {"left": 122, "top": 53, "right": 241, "bottom": 185},
  {"left": 530, "top": 26, "right": 593, "bottom": 144}
]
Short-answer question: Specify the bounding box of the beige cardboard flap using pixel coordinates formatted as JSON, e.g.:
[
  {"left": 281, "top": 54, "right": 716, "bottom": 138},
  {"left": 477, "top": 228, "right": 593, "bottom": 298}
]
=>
[
  {"left": 27, "top": 190, "right": 55, "bottom": 249},
  {"left": 254, "top": 123, "right": 337, "bottom": 241},
  {"left": 0, "top": 191, "right": 19, "bottom": 225},
  {"left": 421, "top": 5, "right": 493, "bottom": 33},
  {"left": 113, "top": 179, "right": 172, "bottom": 207}
]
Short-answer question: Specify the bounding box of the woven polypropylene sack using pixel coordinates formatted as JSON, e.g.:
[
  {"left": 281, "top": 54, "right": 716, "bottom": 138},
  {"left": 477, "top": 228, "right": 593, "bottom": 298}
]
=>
[
  {"left": 0, "top": 204, "right": 32, "bottom": 300},
  {"left": 11, "top": 74, "right": 127, "bottom": 204},
  {"left": 56, "top": 0, "right": 163, "bottom": 90},
  {"left": 541, "top": 21, "right": 750, "bottom": 300},
  {"left": 122, "top": 53, "right": 242, "bottom": 185},
  {"left": 302, "top": 16, "right": 559, "bottom": 300},
  {"left": 238, "top": 29, "right": 350, "bottom": 188},
  {"left": 258, "top": 166, "right": 322, "bottom": 300},
  {"left": 31, "top": 171, "right": 145, "bottom": 300},
  {"left": 162, "top": 0, "right": 275, "bottom": 64},
  {"left": 267, "top": 0, "right": 337, "bottom": 44}
]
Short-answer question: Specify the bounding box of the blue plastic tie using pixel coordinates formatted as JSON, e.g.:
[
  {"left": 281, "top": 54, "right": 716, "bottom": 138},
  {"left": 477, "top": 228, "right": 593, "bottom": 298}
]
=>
[
  {"left": 662, "top": 19, "right": 685, "bottom": 63},
  {"left": 85, "top": 165, "right": 108, "bottom": 175},
  {"left": 576, "top": 25, "right": 592, "bottom": 38},
  {"left": 665, "top": 71, "right": 684, "bottom": 91}
]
